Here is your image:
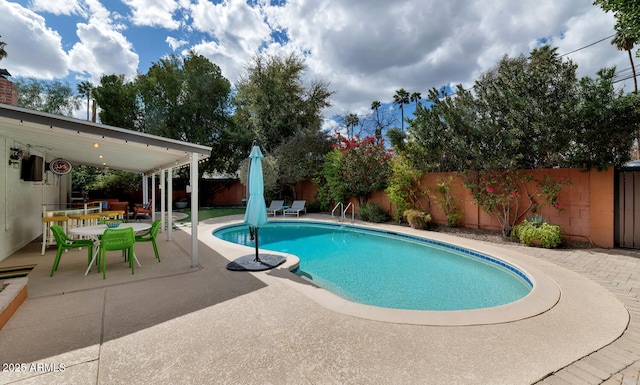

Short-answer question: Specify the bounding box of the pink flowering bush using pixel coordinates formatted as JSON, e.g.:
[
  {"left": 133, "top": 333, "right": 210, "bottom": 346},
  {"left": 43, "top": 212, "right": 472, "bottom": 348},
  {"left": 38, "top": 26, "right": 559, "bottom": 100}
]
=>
[
  {"left": 322, "top": 133, "right": 393, "bottom": 205},
  {"left": 463, "top": 170, "right": 571, "bottom": 236}
]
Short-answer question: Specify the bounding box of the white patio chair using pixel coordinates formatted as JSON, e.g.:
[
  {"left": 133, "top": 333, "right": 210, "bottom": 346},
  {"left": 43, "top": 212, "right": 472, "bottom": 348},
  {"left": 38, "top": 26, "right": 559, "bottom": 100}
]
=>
[
  {"left": 283, "top": 200, "right": 307, "bottom": 217},
  {"left": 266, "top": 200, "right": 285, "bottom": 216}
]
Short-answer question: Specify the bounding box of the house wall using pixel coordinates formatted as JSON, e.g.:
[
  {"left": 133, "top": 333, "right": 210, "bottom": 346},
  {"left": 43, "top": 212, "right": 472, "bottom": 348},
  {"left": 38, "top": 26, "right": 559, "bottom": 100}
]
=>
[{"left": 1, "top": 136, "right": 68, "bottom": 262}]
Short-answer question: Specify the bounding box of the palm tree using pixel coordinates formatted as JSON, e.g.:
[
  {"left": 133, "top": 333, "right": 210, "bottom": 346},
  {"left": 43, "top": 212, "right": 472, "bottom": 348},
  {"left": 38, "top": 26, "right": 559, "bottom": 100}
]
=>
[
  {"left": 0, "top": 36, "right": 7, "bottom": 61},
  {"left": 76, "top": 81, "right": 94, "bottom": 121},
  {"left": 371, "top": 100, "right": 381, "bottom": 117},
  {"left": 612, "top": 30, "right": 638, "bottom": 93},
  {"left": 410, "top": 92, "right": 422, "bottom": 108},
  {"left": 393, "top": 88, "right": 410, "bottom": 132},
  {"left": 371, "top": 100, "right": 382, "bottom": 141},
  {"left": 346, "top": 113, "right": 359, "bottom": 139}
]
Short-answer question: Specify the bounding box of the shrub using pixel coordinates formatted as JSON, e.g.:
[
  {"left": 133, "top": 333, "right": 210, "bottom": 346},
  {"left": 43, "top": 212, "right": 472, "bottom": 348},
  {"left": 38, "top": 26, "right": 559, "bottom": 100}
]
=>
[
  {"left": 386, "top": 156, "right": 428, "bottom": 221},
  {"left": 511, "top": 220, "right": 563, "bottom": 248},
  {"left": 433, "top": 176, "right": 463, "bottom": 226},
  {"left": 358, "top": 203, "right": 389, "bottom": 223},
  {"left": 526, "top": 214, "right": 545, "bottom": 227},
  {"left": 306, "top": 200, "right": 324, "bottom": 213},
  {"left": 403, "top": 209, "right": 432, "bottom": 230}
]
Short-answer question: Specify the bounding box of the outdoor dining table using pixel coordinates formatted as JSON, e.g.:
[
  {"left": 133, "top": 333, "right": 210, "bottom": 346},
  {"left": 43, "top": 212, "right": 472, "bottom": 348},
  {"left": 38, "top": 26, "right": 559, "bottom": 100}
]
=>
[{"left": 69, "top": 222, "right": 152, "bottom": 276}]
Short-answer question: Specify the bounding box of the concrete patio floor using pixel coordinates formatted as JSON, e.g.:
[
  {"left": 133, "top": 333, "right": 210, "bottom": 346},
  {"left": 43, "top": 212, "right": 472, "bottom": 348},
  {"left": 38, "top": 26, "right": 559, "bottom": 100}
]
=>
[{"left": 0, "top": 214, "right": 638, "bottom": 384}]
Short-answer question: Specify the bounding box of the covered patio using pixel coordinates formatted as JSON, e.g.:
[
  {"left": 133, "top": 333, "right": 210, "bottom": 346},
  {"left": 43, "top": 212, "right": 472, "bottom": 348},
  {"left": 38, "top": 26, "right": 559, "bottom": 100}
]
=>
[{"left": 0, "top": 103, "right": 212, "bottom": 266}]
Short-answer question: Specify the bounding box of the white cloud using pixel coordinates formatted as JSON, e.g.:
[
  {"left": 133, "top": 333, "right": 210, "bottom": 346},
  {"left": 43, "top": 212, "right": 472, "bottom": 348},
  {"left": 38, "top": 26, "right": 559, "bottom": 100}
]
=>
[
  {"left": 68, "top": 23, "right": 139, "bottom": 83},
  {"left": 166, "top": 36, "right": 188, "bottom": 51},
  {"left": 187, "top": 0, "right": 273, "bottom": 82},
  {"left": 549, "top": 9, "right": 623, "bottom": 77},
  {"left": 121, "top": 0, "right": 181, "bottom": 29},
  {"left": 29, "top": 0, "right": 87, "bottom": 17},
  {"left": 3, "top": 0, "right": 633, "bottom": 116},
  {"left": 67, "top": 0, "right": 139, "bottom": 83},
  {"left": 0, "top": 1, "right": 69, "bottom": 79},
  {"left": 263, "top": 0, "right": 627, "bottom": 116}
]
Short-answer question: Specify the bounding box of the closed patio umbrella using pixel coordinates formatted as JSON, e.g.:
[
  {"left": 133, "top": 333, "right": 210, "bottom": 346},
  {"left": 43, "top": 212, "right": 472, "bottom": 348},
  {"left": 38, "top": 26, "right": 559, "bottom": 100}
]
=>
[{"left": 227, "top": 144, "right": 285, "bottom": 271}]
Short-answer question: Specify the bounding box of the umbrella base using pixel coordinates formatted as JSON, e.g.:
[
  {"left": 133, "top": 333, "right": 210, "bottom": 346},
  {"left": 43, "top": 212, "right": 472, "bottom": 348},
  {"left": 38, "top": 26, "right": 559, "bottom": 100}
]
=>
[{"left": 226, "top": 254, "right": 286, "bottom": 271}]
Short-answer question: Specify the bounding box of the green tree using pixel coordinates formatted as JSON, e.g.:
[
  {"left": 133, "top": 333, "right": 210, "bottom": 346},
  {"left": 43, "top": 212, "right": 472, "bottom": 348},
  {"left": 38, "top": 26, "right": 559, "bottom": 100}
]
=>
[
  {"left": 471, "top": 46, "right": 579, "bottom": 170},
  {"left": 397, "top": 85, "right": 476, "bottom": 172},
  {"left": 403, "top": 46, "right": 635, "bottom": 173},
  {"left": 315, "top": 149, "right": 348, "bottom": 209},
  {"left": 0, "top": 36, "right": 7, "bottom": 61},
  {"left": 345, "top": 113, "right": 359, "bottom": 139},
  {"left": 568, "top": 67, "right": 640, "bottom": 168},
  {"left": 76, "top": 81, "right": 93, "bottom": 121},
  {"left": 371, "top": 100, "right": 382, "bottom": 141},
  {"left": 410, "top": 91, "right": 422, "bottom": 108},
  {"left": 611, "top": 30, "right": 638, "bottom": 92},
  {"left": 137, "top": 51, "right": 232, "bottom": 142},
  {"left": 93, "top": 74, "right": 140, "bottom": 129},
  {"left": 15, "top": 78, "right": 80, "bottom": 116},
  {"left": 594, "top": 0, "right": 640, "bottom": 56},
  {"left": 392, "top": 45, "right": 636, "bottom": 235},
  {"left": 136, "top": 51, "right": 236, "bottom": 173},
  {"left": 273, "top": 130, "right": 333, "bottom": 199},
  {"left": 72, "top": 165, "right": 141, "bottom": 200},
  {"left": 393, "top": 88, "right": 410, "bottom": 132},
  {"left": 234, "top": 53, "right": 333, "bottom": 152}
]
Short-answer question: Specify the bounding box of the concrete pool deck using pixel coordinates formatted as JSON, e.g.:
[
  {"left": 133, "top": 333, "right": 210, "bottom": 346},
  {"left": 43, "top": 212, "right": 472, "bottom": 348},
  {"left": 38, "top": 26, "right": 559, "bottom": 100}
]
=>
[{"left": 0, "top": 214, "right": 638, "bottom": 384}]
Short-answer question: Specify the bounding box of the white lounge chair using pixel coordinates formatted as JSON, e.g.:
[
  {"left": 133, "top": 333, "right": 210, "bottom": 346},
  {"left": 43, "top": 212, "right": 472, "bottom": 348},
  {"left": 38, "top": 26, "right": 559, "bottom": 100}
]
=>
[
  {"left": 283, "top": 200, "right": 307, "bottom": 217},
  {"left": 266, "top": 200, "right": 285, "bottom": 216}
]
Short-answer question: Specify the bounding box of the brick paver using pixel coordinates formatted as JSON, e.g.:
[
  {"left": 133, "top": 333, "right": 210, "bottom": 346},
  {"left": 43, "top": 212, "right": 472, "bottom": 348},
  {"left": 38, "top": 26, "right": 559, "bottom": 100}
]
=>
[{"left": 515, "top": 245, "right": 640, "bottom": 385}]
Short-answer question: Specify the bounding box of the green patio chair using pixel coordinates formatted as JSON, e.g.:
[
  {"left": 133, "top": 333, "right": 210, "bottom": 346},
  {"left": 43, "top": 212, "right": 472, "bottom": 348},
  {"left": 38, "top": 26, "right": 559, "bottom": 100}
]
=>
[
  {"left": 98, "top": 218, "right": 127, "bottom": 260},
  {"left": 99, "top": 227, "right": 135, "bottom": 279},
  {"left": 49, "top": 225, "right": 94, "bottom": 277},
  {"left": 135, "top": 220, "right": 162, "bottom": 262}
]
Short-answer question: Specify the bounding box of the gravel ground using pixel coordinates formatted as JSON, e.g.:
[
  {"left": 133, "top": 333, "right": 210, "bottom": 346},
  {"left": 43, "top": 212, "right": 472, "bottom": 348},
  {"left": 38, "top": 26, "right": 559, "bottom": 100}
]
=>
[{"left": 389, "top": 222, "right": 595, "bottom": 249}]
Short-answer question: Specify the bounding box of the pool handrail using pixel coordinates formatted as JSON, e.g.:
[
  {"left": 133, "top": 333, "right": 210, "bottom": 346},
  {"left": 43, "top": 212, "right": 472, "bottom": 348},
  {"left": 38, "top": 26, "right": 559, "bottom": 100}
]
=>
[
  {"left": 343, "top": 202, "right": 354, "bottom": 223},
  {"left": 331, "top": 202, "right": 343, "bottom": 221},
  {"left": 331, "top": 202, "right": 354, "bottom": 223}
]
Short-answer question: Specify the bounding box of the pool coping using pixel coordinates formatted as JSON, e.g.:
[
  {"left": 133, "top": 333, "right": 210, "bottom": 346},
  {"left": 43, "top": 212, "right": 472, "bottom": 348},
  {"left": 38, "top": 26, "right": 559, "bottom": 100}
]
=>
[{"left": 210, "top": 218, "right": 562, "bottom": 326}]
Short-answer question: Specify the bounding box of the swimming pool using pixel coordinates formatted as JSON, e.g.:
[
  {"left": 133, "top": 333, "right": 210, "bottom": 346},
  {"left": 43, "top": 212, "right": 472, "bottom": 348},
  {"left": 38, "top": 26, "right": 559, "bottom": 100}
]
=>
[{"left": 214, "top": 221, "right": 532, "bottom": 311}]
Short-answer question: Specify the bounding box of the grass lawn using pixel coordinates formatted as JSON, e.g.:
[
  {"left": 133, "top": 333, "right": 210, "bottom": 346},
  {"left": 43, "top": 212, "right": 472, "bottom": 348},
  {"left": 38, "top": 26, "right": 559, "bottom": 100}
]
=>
[{"left": 176, "top": 207, "right": 245, "bottom": 222}]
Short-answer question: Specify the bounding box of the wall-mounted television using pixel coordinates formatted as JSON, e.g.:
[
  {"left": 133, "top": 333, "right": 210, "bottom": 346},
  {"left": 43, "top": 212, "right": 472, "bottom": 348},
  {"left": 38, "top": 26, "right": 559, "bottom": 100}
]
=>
[{"left": 21, "top": 155, "right": 44, "bottom": 181}]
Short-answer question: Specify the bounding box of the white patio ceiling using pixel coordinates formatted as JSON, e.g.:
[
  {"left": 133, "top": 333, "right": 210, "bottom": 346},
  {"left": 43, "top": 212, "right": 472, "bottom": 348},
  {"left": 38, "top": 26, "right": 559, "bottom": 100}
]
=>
[{"left": 0, "top": 104, "right": 211, "bottom": 174}]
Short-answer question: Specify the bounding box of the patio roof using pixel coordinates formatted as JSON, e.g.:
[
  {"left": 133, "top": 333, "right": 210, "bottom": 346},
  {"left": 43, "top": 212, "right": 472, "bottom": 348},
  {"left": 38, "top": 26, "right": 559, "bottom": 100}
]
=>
[
  {"left": 0, "top": 103, "right": 211, "bottom": 174},
  {"left": 0, "top": 103, "right": 211, "bottom": 267}
]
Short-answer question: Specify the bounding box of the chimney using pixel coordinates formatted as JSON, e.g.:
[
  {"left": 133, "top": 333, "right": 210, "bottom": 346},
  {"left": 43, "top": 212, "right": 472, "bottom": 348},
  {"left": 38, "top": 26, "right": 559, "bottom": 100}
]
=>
[{"left": 0, "top": 69, "right": 18, "bottom": 106}]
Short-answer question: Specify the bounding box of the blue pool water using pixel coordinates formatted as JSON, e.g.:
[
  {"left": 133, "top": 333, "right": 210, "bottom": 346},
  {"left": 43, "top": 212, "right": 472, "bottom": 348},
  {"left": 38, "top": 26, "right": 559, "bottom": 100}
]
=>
[{"left": 214, "top": 222, "right": 532, "bottom": 311}]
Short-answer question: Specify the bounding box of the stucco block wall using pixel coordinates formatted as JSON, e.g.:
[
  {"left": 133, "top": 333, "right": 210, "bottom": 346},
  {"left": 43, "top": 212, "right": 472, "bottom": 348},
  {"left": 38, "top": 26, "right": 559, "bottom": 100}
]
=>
[
  {"left": 589, "top": 168, "right": 615, "bottom": 248},
  {"left": 295, "top": 168, "right": 615, "bottom": 248}
]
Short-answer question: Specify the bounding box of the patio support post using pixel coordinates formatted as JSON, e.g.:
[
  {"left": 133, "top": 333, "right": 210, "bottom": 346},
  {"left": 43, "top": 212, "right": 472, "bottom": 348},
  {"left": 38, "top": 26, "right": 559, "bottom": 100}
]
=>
[
  {"left": 190, "top": 152, "right": 198, "bottom": 267},
  {"left": 142, "top": 174, "right": 148, "bottom": 207},
  {"left": 167, "top": 167, "right": 173, "bottom": 240},
  {"left": 151, "top": 174, "right": 156, "bottom": 222},
  {"left": 160, "top": 170, "right": 166, "bottom": 233}
]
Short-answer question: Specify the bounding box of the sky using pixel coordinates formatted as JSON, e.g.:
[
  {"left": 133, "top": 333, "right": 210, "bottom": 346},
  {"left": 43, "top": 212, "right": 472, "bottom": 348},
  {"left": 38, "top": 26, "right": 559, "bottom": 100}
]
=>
[{"left": 0, "top": 0, "right": 635, "bottom": 128}]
